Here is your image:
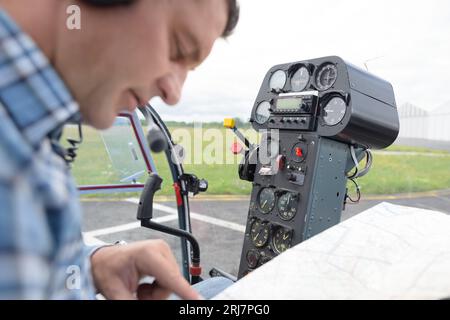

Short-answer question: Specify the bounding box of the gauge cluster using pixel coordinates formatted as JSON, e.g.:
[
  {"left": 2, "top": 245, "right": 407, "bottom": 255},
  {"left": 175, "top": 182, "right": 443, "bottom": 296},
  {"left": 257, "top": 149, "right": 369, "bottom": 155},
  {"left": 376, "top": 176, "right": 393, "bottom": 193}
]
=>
[
  {"left": 245, "top": 216, "right": 294, "bottom": 270},
  {"left": 241, "top": 187, "right": 300, "bottom": 272},
  {"left": 257, "top": 188, "right": 299, "bottom": 221},
  {"left": 267, "top": 62, "right": 339, "bottom": 93},
  {"left": 255, "top": 59, "right": 350, "bottom": 139},
  {"left": 238, "top": 56, "right": 399, "bottom": 278},
  {"left": 251, "top": 56, "right": 399, "bottom": 149}
]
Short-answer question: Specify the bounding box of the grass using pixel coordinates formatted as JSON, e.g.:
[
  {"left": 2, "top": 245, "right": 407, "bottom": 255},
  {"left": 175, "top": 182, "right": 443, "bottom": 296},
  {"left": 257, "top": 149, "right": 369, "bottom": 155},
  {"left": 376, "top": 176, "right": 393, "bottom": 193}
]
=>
[
  {"left": 352, "top": 154, "right": 450, "bottom": 195},
  {"left": 62, "top": 124, "right": 450, "bottom": 198}
]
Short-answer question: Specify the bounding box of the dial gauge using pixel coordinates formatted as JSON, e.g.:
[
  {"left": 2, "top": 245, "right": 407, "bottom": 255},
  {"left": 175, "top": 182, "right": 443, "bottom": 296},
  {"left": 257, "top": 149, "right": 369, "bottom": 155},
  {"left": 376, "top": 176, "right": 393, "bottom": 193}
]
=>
[
  {"left": 258, "top": 188, "right": 276, "bottom": 214},
  {"left": 316, "top": 63, "right": 338, "bottom": 91},
  {"left": 290, "top": 66, "right": 310, "bottom": 92},
  {"left": 250, "top": 219, "right": 270, "bottom": 248},
  {"left": 272, "top": 227, "right": 293, "bottom": 254},
  {"left": 246, "top": 249, "right": 260, "bottom": 269},
  {"left": 323, "top": 97, "right": 347, "bottom": 126},
  {"left": 277, "top": 192, "right": 298, "bottom": 221},
  {"left": 269, "top": 70, "right": 287, "bottom": 91},
  {"left": 255, "top": 101, "right": 271, "bottom": 124}
]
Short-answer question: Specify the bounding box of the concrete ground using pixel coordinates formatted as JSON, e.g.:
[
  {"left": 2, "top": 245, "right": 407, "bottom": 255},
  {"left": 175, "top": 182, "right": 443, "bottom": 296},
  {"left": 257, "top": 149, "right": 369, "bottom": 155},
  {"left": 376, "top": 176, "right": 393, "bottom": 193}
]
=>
[
  {"left": 82, "top": 190, "right": 450, "bottom": 279},
  {"left": 395, "top": 138, "right": 450, "bottom": 152}
]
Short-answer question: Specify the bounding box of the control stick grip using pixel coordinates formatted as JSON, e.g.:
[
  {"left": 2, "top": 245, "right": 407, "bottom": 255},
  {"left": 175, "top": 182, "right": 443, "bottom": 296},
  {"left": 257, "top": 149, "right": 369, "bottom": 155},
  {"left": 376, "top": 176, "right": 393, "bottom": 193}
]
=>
[{"left": 137, "top": 173, "right": 163, "bottom": 220}]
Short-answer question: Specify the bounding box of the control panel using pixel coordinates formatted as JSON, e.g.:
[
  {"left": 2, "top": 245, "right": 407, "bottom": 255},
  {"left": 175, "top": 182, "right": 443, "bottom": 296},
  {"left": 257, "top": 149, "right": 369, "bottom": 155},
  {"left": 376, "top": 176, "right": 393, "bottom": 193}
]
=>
[{"left": 235, "top": 56, "right": 399, "bottom": 278}]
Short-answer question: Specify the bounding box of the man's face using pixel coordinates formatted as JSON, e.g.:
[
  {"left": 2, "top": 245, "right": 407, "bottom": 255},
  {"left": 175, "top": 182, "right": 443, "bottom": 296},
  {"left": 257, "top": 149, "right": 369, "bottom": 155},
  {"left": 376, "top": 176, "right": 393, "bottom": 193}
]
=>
[{"left": 55, "top": 0, "right": 228, "bottom": 129}]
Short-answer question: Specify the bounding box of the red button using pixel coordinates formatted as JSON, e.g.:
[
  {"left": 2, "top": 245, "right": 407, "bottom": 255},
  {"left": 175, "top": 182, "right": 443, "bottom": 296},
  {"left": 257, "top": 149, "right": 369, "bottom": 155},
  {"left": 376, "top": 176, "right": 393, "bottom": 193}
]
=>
[{"left": 295, "top": 147, "right": 303, "bottom": 157}]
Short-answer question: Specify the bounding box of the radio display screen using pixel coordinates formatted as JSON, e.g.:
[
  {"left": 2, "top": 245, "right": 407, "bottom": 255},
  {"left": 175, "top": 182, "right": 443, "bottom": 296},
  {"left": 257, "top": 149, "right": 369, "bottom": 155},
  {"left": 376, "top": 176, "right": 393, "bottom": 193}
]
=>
[{"left": 276, "top": 97, "right": 303, "bottom": 111}]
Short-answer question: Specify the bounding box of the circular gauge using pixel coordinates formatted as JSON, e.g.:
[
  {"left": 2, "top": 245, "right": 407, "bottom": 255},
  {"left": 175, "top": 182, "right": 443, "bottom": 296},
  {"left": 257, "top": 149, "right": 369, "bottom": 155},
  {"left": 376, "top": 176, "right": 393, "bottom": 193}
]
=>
[
  {"left": 246, "top": 250, "right": 260, "bottom": 268},
  {"left": 255, "top": 101, "right": 271, "bottom": 124},
  {"left": 315, "top": 63, "right": 338, "bottom": 91},
  {"left": 272, "top": 227, "right": 293, "bottom": 254},
  {"left": 250, "top": 219, "right": 270, "bottom": 248},
  {"left": 323, "top": 97, "right": 347, "bottom": 126},
  {"left": 277, "top": 192, "right": 298, "bottom": 221},
  {"left": 291, "top": 66, "right": 310, "bottom": 92},
  {"left": 258, "top": 188, "right": 276, "bottom": 214},
  {"left": 269, "top": 70, "right": 287, "bottom": 91}
]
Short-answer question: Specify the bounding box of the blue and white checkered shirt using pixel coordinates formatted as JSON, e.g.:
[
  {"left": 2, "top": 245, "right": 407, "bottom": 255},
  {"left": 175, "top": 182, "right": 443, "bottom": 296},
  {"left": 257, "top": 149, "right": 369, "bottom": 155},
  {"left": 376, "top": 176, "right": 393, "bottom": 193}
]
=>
[{"left": 0, "top": 10, "right": 96, "bottom": 299}]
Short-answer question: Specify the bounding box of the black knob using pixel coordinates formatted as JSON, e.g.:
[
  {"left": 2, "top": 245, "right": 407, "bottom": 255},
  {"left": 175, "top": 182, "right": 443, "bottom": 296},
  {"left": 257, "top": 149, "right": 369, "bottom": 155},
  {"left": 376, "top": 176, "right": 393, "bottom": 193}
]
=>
[{"left": 199, "top": 179, "right": 208, "bottom": 192}]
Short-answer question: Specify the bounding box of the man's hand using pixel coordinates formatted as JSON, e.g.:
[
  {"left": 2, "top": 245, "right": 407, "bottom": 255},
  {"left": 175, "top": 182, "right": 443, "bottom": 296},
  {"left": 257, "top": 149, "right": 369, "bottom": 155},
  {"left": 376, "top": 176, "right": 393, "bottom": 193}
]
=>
[{"left": 91, "top": 239, "right": 201, "bottom": 300}]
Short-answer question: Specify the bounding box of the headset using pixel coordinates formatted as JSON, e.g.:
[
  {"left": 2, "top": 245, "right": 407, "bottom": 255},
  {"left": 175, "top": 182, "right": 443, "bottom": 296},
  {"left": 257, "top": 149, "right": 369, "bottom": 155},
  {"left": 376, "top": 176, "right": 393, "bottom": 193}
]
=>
[{"left": 82, "top": 0, "right": 135, "bottom": 6}]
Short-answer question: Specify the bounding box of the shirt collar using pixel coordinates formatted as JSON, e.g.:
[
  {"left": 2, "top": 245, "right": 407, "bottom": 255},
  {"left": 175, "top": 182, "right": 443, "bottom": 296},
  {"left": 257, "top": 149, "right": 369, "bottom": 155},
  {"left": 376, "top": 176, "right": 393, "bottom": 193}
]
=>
[{"left": 0, "top": 9, "right": 80, "bottom": 148}]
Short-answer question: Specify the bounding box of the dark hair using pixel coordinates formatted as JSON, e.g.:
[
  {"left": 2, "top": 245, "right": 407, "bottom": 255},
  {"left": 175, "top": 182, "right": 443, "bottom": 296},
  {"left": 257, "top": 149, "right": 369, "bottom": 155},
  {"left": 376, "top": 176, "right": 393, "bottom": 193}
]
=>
[
  {"left": 222, "top": 0, "right": 239, "bottom": 37},
  {"left": 81, "top": 0, "right": 239, "bottom": 38}
]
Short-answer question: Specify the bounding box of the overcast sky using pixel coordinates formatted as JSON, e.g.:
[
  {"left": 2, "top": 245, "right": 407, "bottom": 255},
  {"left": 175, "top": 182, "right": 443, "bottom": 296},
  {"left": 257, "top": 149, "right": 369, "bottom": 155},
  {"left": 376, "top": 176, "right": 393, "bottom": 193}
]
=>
[{"left": 151, "top": 0, "right": 450, "bottom": 122}]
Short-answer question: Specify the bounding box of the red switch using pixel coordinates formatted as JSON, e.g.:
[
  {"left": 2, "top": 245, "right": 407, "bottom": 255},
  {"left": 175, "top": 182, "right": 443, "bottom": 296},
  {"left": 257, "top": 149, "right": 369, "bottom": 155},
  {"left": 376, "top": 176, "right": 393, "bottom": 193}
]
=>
[
  {"left": 291, "top": 142, "right": 307, "bottom": 163},
  {"left": 295, "top": 147, "right": 303, "bottom": 158},
  {"left": 231, "top": 142, "right": 243, "bottom": 155}
]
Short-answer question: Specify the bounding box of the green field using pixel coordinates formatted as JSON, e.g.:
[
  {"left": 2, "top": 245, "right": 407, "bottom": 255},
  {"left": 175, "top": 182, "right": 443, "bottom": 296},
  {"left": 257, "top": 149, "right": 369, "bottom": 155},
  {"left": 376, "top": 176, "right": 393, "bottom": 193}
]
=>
[{"left": 63, "top": 124, "right": 450, "bottom": 198}]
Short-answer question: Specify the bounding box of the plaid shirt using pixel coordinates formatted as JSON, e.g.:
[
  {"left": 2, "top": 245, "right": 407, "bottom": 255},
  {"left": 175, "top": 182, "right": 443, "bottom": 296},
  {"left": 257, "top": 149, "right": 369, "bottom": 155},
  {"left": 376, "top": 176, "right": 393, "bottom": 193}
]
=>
[{"left": 0, "top": 10, "right": 96, "bottom": 299}]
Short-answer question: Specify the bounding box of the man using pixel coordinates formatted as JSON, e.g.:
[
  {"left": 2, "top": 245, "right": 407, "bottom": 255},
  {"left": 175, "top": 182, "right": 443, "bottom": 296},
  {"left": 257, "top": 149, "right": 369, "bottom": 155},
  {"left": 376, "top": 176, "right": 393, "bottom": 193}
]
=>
[{"left": 0, "top": 0, "right": 239, "bottom": 299}]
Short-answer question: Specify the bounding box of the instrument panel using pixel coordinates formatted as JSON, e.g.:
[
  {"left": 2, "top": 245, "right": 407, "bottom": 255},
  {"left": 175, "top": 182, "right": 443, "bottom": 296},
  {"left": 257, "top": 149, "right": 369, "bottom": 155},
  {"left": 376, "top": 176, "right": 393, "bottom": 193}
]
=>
[{"left": 238, "top": 56, "right": 399, "bottom": 278}]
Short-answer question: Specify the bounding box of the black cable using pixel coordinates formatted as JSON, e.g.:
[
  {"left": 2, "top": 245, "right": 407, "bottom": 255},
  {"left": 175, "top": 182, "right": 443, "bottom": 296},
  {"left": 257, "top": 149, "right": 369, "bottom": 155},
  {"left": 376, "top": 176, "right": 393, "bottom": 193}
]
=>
[{"left": 345, "top": 178, "right": 361, "bottom": 204}]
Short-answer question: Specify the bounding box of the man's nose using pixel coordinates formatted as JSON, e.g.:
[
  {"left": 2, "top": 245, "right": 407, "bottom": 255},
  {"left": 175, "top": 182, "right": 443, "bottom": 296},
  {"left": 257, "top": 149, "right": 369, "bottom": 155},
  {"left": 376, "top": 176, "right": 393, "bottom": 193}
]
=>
[{"left": 157, "top": 67, "right": 188, "bottom": 105}]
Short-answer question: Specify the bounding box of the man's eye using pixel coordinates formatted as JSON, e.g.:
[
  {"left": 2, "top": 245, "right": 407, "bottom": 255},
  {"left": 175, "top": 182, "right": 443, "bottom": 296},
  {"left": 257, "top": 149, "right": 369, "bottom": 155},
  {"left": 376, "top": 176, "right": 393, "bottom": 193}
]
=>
[{"left": 171, "top": 37, "right": 185, "bottom": 61}]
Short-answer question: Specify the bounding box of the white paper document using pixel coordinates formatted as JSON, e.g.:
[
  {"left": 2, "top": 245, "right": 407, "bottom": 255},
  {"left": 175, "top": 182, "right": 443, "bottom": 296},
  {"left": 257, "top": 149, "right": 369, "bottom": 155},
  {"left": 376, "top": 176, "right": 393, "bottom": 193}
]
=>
[{"left": 215, "top": 202, "right": 450, "bottom": 300}]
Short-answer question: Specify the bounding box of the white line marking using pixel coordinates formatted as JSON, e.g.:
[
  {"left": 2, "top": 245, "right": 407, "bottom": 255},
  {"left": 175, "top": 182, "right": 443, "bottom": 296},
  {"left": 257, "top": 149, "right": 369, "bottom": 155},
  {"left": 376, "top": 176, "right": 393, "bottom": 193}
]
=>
[
  {"left": 83, "top": 214, "right": 178, "bottom": 238},
  {"left": 84, "top": 222, "right": 141, "bottom": 238},
  {"left": 83, "top": 234, "right": 107, "bottom": 246},
  {"left": 189, "top": 212, "right": 245, "bottom": 233},
  {"left": 82, "top": 199, "right": 246, "bottom": 243},
  {"left": 127, "top": 198, "right": 246, "bottom": 233}
]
